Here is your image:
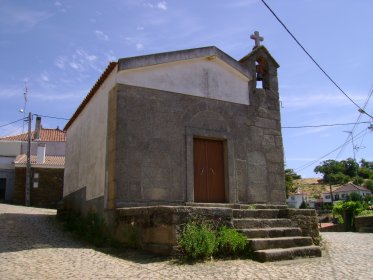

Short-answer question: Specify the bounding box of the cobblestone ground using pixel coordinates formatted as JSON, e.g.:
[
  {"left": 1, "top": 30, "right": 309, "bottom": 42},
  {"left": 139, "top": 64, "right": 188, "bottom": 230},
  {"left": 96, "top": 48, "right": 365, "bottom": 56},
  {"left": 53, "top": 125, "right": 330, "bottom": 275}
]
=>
[{"left": 1, "top": 203, "right": 373, "bottom": 280}]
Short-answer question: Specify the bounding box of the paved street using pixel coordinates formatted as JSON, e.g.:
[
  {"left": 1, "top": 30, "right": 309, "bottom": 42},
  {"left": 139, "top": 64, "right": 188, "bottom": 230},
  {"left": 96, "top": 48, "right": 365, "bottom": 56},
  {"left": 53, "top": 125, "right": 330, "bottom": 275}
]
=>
[{"left": 1, "top": 203, "right": 373, "bottom": 280}]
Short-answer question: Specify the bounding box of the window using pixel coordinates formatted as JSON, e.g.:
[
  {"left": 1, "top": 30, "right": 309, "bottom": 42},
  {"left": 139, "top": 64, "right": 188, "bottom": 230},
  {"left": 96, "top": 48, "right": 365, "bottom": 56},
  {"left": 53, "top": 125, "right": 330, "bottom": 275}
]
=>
[{"left": 325, "top": 195, "right": 330, "bottom": 199}]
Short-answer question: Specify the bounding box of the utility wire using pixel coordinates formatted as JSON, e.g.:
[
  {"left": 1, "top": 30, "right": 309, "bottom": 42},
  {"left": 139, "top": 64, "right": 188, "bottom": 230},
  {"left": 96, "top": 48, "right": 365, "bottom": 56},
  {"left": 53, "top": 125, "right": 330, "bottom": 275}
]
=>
[
  {"left": 294, "top": 128, "right": 371, "bottom": 172},
  {"left": 0, "top": 117, "right": 26, "bottom": 128},
  {"left": 260, "top": 0, "right": 373, "bottom": 119},
  {"left": 335, "top": 85, "right": 373, "bottom": 159},
  {"left": 33, "top": 114, "right": 69, "bottom": 121},
  {"left": 282, "top": 121, "right": 371, "bottom": 129}
]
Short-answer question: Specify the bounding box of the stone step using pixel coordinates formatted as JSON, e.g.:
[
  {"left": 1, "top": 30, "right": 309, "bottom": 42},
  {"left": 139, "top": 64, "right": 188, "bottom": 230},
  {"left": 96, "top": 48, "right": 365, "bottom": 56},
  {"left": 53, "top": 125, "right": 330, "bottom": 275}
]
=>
[
  {"left": 252, "top": 204, "right": 288, "bottom": 210},
  {"left": 233, "top": 218, "right": 292, "bottom": 229},
  {"left": 253, "top": 245, "right": 322, "bottom": 262},
  {"left": 233, "top": 209, "right": 280, "bottom": 219},
  {"left": 249, "top": 236, "right": 313, "bottom": 251},
  {"left": 184, "top": 203, "right": 238, "bottom": 209},
  {"left": 238, "top": 227, "right": 302, "bottom": 238}
]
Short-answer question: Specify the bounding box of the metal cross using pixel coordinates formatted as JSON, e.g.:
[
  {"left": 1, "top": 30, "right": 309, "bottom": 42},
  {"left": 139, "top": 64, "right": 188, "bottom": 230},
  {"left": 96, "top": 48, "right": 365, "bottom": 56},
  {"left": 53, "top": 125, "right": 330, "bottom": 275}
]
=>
[{"left": 250, "top": 31, "right": 264, "bottom": 48}]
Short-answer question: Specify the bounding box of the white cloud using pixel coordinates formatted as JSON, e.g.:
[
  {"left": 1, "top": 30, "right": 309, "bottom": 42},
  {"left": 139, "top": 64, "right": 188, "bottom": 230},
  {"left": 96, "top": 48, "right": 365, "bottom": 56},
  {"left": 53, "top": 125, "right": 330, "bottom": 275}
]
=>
[
  {"left": 41, "top": 73, "right": 49, "bottom": 82},
  {"left": 55, "top": 56, "right": 66, "bottom": 69},
  {"left": 143, "top": 1, "right": 168, "bottom": 10},
  {"left": 55, "top": 49, "right": 101, "bottom": 73},
  {"left": 157, "top": 1, "right": 167, "bottom": 10},
  {"left": 31, "top": 92, "right": 85, "bottom": 101},
  {"left": 281, "top": 92, "right": 366, "bottom": 110},
  {"left": 0, "top": 7, "right": 52, "bottom": 33},
  {"left": 136, "top": 26, "right": 144, "bottom": 31},
  {"left": 136, "top": 43, "right": 144, "bottom": 50},
  {"left": 54, "top": 1, "right": 62, "bottom": 7},
  {"left": 0, "top": 88, "right": 19, "bottom": 99},
  {"left": 69, "top": 62, "right": 81, "bottom": 70},
  {"left": 95, "top": 30, "right": 109, "bottom": 41},
  {"left": 75, "top": 49, "right": 97, "bottom": 62}
]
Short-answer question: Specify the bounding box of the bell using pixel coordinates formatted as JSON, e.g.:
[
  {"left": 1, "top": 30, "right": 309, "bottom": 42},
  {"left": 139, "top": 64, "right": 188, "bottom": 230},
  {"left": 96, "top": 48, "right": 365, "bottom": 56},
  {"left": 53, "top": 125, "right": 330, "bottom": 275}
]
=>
[{"left": 256, "top": 72, "right": 263, "bottom": 81}]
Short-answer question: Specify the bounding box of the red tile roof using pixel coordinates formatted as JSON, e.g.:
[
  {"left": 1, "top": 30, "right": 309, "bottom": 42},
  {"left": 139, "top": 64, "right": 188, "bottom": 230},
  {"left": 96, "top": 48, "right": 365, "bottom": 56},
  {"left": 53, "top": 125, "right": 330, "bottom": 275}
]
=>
[
  {"left": 14, "top": 154, "right": 65, "bottom": 167},
  {"left": 64, "top": 62, "right": 117, "bottom": 131},
  {"left": 0, "top": 128, "right": 66, "bottom": 142},
  {"left": 334, "top": 183, "right": 371, "bottom": 193}
]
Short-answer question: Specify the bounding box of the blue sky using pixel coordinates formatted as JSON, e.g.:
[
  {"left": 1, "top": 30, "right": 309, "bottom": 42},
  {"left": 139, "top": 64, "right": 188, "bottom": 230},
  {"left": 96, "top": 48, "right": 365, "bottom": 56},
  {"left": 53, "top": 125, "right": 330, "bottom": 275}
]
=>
[{"left": 0, "top": 0, "right": 372, "bottom": 178}]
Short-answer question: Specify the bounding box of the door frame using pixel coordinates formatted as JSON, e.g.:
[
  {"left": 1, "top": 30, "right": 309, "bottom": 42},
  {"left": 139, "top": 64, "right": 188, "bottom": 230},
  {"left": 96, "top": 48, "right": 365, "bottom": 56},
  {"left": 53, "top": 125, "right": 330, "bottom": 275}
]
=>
[{"left": 185, "top": 126, "right": 236, "bottom": 203}]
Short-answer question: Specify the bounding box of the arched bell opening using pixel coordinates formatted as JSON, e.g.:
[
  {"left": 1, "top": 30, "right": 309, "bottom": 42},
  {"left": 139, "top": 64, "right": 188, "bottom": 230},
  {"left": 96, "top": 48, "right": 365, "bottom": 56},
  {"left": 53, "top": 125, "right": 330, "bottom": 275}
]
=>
[{"left": 255, "top": 57, "right": 270, "bottom": 90}]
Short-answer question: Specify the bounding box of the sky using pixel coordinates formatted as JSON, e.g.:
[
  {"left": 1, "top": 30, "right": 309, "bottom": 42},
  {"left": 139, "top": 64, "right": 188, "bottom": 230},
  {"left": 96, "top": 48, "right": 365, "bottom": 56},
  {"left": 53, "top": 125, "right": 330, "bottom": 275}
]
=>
[{"left": 0, "top": 0, "right": 372, "bottom": 178}]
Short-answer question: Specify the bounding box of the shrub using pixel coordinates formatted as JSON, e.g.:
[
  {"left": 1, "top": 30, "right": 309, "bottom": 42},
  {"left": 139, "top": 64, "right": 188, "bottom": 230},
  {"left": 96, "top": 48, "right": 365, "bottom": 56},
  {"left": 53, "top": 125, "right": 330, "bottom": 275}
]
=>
[
  {"left": 357, "top": 210, "right": 373, "bottom": 217},
  {"left": 216, "top": 226, "right": 247, "bottom": 257},
  {"left": 178, "top": 221, "right": 216, "bottom": 261},
  {"left": 333, "top": 201, "right": 366, "bottom": 223}
]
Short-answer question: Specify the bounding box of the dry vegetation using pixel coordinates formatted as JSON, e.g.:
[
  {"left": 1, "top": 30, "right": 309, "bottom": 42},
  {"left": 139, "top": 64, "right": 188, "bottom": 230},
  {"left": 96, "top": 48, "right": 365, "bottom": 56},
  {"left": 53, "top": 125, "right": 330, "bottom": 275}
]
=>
[{"left": 293, "top": 178, "right": 341, "bottom": 198}]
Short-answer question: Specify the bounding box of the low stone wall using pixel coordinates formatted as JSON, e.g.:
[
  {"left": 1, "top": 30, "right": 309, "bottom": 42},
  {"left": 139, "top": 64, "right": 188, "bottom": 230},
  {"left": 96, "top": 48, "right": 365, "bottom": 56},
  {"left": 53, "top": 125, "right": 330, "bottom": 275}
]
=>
[
  {"left": 279, "top": 209, "right": 320, "bottom": 244},
  {"left": 355, "top": 216, "right": 373, "bottom": 233},
  {"left": 112, "top": 206, "right": 233, "bottom": 255}
]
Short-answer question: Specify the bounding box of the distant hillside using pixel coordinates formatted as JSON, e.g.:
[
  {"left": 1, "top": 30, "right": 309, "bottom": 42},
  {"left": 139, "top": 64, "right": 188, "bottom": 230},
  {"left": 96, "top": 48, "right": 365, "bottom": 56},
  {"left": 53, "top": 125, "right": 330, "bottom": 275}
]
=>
[{"left": 293, "top": 178, "right": 334, "bottom": 198}]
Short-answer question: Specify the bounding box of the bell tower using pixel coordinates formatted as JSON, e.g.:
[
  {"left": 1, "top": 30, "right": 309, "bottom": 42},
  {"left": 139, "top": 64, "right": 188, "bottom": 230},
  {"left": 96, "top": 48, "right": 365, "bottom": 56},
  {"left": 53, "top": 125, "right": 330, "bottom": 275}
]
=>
[
  {"left": 240, "top": 31, "right": 280, "bottom": 96},
  {"left": 239, "top": 31, "right": 285, "bottom": 204}
]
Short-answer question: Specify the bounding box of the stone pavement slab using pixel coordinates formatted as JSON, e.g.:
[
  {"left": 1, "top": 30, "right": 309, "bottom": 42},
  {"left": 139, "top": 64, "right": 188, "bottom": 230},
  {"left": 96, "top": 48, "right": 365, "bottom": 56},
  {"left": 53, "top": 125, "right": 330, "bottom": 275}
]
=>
[{"left": 1, "top": 203, "right": 373, "bottom": 279}]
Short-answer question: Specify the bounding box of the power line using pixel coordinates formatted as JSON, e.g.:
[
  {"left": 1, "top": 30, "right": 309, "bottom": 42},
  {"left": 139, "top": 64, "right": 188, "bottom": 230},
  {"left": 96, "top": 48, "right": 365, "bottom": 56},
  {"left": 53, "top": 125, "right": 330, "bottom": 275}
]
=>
[
  {"left": 282, "top": 121, "right": 371, "bottom": 129},
  {"left": 260, "top": 0, "right": 373, "bottom": 119},
  {"left": 0, "top": 117, "right": 26, "bottom": 128},
  {"left": 33, "top": 114, "right": 69, "bottom": 121},
  {"left": 335, "top": 85, "right": 373, "bottom": 159},
  {"left": 294, "top": 128, "right": 371, "bottom": 172}
]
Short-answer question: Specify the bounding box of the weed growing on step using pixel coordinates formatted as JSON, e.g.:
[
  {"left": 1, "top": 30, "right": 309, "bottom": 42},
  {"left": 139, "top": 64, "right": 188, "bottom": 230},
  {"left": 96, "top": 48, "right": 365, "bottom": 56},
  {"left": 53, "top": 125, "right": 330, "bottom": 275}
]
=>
[
  {"left": 216, "top": 226, "right": 248, "bottom": 257},
  {"left": 178, "top": 221, "right": 216, "bottom": 261},
  {"left": 178, "top": 220, "right": 250, "bottom": 261}
]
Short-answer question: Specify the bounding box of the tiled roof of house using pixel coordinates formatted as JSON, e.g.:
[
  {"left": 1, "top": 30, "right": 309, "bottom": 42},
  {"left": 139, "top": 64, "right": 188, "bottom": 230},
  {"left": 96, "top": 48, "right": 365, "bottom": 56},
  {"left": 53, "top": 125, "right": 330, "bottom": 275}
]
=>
[
  {"left": 334, "top": 183, "right": 371, "bottom": 193},
  {"left": 0, "top": 128, "right": 66, "bottom": 142},
  {"left": 14, "top": 154, "right": 65, "bottom": 167},
  {"left": 64, "top": 62, "right": 117, "bottom": 130}
]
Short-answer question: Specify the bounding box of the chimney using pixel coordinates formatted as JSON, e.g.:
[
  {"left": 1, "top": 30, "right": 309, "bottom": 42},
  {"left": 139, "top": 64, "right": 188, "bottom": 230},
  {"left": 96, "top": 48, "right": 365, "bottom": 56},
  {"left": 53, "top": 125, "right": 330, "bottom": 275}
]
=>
[
  {"left": 34, "top": 116, "right": 41, "bottom": 140},
  {"left": 36, "top": 143, "right": 46, "bottom": 164}
]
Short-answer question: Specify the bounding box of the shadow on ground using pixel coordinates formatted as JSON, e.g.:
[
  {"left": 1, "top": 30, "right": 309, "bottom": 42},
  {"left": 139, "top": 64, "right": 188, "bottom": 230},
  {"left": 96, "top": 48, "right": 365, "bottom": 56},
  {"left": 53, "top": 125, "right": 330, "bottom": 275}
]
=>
[{"left": 0, "top": 211, "right": 169, "bottom": 265}]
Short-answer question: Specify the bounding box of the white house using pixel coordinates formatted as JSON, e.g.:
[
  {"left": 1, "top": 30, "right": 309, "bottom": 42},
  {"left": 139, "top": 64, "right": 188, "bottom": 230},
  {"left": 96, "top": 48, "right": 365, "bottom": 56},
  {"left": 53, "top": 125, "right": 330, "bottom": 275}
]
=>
[
  {"left": 287, "top": 188, "right": 318, "bottom": 208},
  {"left": 331, "top": 183, "right": 371, "bottom": 201}
]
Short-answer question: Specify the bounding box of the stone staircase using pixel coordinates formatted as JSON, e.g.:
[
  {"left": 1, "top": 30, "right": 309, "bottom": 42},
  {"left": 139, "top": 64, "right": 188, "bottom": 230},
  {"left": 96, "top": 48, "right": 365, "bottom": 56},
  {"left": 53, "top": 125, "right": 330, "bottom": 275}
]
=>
[{"left": 233, "top": 205, "right": 321, "bottom": 262}]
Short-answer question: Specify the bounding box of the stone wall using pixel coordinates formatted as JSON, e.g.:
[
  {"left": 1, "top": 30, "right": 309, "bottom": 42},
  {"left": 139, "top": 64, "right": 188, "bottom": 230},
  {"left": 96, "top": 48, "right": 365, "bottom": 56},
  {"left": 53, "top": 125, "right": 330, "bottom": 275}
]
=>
[
  {"left": 355, "top": 216, "right": 373, "bottom": 233},
  {"left": 113, "top": 206, "right": 233, "bottom": 255},
  {"left": 279, "top": 208, "right": 320, "bottom": 244},
  {"left": 13, "top": 167, "right": 63, "bottom": 208},
  {"left": 112, "top": 83, "right": 285, "bottom": 206}
]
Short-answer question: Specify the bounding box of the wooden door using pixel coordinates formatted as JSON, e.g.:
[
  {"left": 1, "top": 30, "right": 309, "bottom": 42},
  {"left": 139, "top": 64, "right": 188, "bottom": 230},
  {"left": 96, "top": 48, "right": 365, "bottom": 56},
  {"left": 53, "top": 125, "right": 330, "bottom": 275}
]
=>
[{"left": 194, "top": 138, "right": 225, "bottom": 203}]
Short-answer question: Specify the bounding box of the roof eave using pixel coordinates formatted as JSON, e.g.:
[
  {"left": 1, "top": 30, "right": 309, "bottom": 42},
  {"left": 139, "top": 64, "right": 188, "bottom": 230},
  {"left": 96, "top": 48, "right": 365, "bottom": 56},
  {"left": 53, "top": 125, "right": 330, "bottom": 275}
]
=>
[{"left": 118, "top": 46, "right": 252, "bottom": 80}]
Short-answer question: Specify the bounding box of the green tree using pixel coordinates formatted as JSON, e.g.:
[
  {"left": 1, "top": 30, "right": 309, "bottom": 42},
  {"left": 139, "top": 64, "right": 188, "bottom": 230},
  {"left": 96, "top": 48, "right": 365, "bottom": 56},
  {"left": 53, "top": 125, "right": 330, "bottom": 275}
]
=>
[
  {"left": 314, "top": 160, "right": 347, "bottom": 184},
  {"left": 314, "top": 158, "right": 373, "bottom": 185},
  {"left": 285, "top": 168, "right": 301, "bottom": 197}
]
